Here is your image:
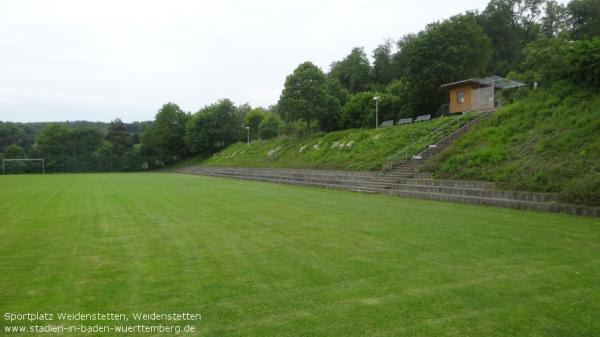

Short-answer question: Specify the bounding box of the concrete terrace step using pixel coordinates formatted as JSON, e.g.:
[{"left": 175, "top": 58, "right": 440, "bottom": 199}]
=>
[
  {"left": 187, "top": 171, "right": 389, "bottom": 194},
  {"left": 193, "top": 171, "right": 394, "bottom": 190},
  {"left": 176, "top": 170, "right": 394, "bottom": 186},
  {"left": 385, "top": 189, "right": 584, "bottom": 215},
  {"left": 179, "top": 168, "right": 397, "bottom": 184},
  {"left": 390, "top": 183, "right": 556, "bottom": 203},
  {"left": 384, "top": 111, "right": 494, "bottom": 173},
  {"left": 178, "top": 167, "right": 549, "bottom": 202},
  {"left": 175, "top": 166, "right": 599, "bottom": 217},
  {"left": 178, "top": 167, "right": 491, "bottom": 192},
  {"left": 392, "top": 178, "right": 495, "bottom": 190},
  {"left": 180, "top": 167, "right": 377, "bottom": 177},
  {"left": 197, "top": 169, "right": 555, "bottom": 203}
]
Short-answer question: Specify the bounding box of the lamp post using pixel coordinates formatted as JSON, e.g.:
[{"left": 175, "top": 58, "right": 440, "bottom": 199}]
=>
[
  {"left": 373, "top": 96, "right": 381, "bottom": 129},
  {"left": 245, "top": 126, "right": 250, "bottom": 145}
]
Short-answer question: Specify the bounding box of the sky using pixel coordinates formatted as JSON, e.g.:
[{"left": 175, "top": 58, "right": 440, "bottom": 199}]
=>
[{"left": 1, "top": 0, "right": 522, "bottom": 123}]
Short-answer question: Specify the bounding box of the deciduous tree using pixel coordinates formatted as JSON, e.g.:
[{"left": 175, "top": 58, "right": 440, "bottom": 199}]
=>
[
  {"left": 141, "top": 103, "right": 189, "bottom": 162},
  {"left": 278, "top": 62, "right": 332, "bottom": 131},
  {"left": 185, "top": 99, "right": 242, "bottom": 153},
  {"left": 329, "top": 48, "right": 373, "bottom": 93},
  {"left": 398, "top": 14, "right": 492, "bottom": 115},
  {"left": 568, "top": 0, "right": 600, "bottom": 39}
]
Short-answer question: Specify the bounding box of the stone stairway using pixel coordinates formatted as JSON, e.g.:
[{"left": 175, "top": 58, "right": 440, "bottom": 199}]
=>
[
  {"left": 384, "top": 110, "right": 492, "bottom": 178},
  {"left": 174, "top": 166, "right": 599, "bottom": 217}
]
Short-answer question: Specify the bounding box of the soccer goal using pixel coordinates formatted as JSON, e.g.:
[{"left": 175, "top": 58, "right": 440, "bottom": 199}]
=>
[{"left": 2, "top": 159, "right": 45, "bottom": 175}]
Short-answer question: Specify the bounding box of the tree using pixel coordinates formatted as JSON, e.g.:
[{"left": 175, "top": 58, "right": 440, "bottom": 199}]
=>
[
  {"left": 385, "top": 78, "right": 416, "bottom": 118},
  {"left": 391, "top": 34, "right": 418, "bottom": 79},
  {"left": 2, "top": 144, "right": 27, "bottom": 173},
  {"left": 340, "top": 92, "right": 400, "bottom": 129},
  {"left": 259, "top": 114, "right": 283, "bottom": 139},
  {"left": 244, "top": 108, "right": 267, "bottom": 139},
  {"left": 519, "top": 37, "right": 572, "bottom": 85},
  {"left": 328, "top": 47, "right": 373, "bottom": 93},
  {"left": 3, "top": 144, "right": 25, "bottom": 158},
  {"left": 36, "top": 124, "right": 72, "bottom": 172},
  {"left": 315, "top": 78, "right": 351, "bottom": 132},
  {"left": 278, "top": 62, "right": 332, "bottom": 131},
  {"left": 477, "top": 0, "right": 544, "bottom": 75},
  {"left": 512, "top": 36, "right": 599, "bottom": 88},
  {"left": 185, "top": 99, "right": 242, "bottom": 154},
  {"left": 316, "top": 95, "right": 341, "bottom": 132},
  {"left": 106, "top": 119, "right": 131, "bottom": 156},
  {"left": 236, "top": 103, "right": 252, "bottom": 125},
  {"left": 397, "top": 14, "right": 492, "bottom": 115},
  {"left": 0, "top": 122, "right": 34, "bottom": 154},
  {"left": 105, "top": 119, "right": 133, "bottom": 171},
  {"left": 568, "top": 0, "right": 600, "bottom": 39},
  {"left": 372, "top": 40, "right": 396, "bottom": 85},
  {"left": 541, "top": 0, "right": 569, "bottom": 37},
  {"left": 141, "top": 103, "right": 189, "bottom": 162},
  {"left": 568, "top": 38, "right": 600, "bottom": 87},
  {"left": 70, "top": 128, "right": 104, "bottom": 171},
  {"left": 326, "top": 78, "right": 350, "bottom": 107}
]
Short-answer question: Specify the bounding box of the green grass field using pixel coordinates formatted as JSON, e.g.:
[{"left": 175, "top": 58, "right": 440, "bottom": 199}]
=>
[{"left": 1, "top": 173, "right": 599, "bottom": 336}]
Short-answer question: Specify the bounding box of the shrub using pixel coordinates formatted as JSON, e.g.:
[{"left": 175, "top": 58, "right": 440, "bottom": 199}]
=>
[
  {"left": 568, "top": 38, "right": 600, "bottom": 87},
  {"left": 259, "top": 114, "right": 283, "bottom": 140},
  {"left": 560, "top": 174, "right": 600, "bottom": 207}
]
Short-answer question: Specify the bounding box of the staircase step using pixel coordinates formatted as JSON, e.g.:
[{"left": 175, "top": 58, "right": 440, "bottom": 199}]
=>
[
  {"left": 192, "top": 171, "right": 389, "bottom": 194},
  {"left": 390, "top": 183, "right": 556, "bottom": 203},
  {"left": 179, "top": 169, "right": 397, "bottom": 188},
  {"left": 175, "top": 167, "right": 599, "bottom": 217},
  {"left": 384, "top": 111, "right": 493, "bottom": 174},
  {"left": 386, "top": 189, "right": 558, "bottom": 213},
  {"left": 393, "top": 178, "right": 494, "bottom": 189}
]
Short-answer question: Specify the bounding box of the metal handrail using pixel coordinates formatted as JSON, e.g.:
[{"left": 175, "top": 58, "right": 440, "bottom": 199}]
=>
[
  {"left": 382, "top": 113, "right": 483, "bottom": 171},
  {"left": 385, "top": 116, "right": 464, "bottom": 162},
  {"left": 426, "top": 110, "right": 493, "bottom": 151}
]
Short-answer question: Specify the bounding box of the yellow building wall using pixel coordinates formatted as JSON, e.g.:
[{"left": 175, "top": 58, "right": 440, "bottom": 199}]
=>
[{"left": 448, "top": 84, "right": 474, "bottom": 113}]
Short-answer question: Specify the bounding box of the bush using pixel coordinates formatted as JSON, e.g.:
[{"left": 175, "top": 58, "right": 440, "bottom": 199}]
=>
[
  {"left": 259, "top": 114, "right": 283, "bottom": 140},
  {"left": 560, "top": 174, "right": 600, "bottom": 207},
  {"left": 568, "top": 38, "right": 600, "bottom": 87},
  {"left": 245, "top": 108, "right": 266, "bottom": 139},
  {"left": 340, "top": 92, "right": 400, "bottom": 129}
]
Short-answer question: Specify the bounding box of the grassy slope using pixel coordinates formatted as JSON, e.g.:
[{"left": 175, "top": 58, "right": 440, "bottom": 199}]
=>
[
  {"left": 1, "top": 173, "right": 599, "bottom": 337},
  {"left": 199, "top": 114, "right": 476, "bottom": 171},
  {"left": 423, "top": 87, "right": 600, "bottom": 206}
]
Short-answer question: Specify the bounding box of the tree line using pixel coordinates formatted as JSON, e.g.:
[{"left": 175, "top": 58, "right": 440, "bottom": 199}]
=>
[{"left": 1, "top": 0, "right": 598, "bottom": 172}]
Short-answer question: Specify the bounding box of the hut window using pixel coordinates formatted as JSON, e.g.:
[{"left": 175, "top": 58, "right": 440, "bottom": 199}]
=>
[{"left": 457, "top": 91, "right": 465, "bottom": 104}]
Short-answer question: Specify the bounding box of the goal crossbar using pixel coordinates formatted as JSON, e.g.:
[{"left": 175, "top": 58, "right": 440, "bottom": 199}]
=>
[{"left": 2, "top": 159, "right": 45, "bottom": 174}]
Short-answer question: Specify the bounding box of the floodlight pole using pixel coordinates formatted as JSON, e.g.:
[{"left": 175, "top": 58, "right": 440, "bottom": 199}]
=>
[
  {"left": 373, "top": 96, "right": 381, "bottom": 129},
  {"left": 245, "top": 126, "right": 250, "bottom": 145}
]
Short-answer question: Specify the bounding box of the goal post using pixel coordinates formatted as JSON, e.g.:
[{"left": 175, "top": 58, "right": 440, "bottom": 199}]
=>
[{"left": 2, "top": 159, "right": 45, "bottom": 175}]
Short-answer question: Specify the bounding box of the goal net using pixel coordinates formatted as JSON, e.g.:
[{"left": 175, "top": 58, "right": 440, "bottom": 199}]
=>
[{"left": 2, "top": 159, "right": 45, "bottom": 175}]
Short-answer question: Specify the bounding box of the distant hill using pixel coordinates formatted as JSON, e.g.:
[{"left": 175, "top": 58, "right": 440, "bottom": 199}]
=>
[
  {"left": 0, "top": 120, "right": 152, "bottom": 155},
  {"left": 15, "top": 120, "right": 152, "bottom": 134}
]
